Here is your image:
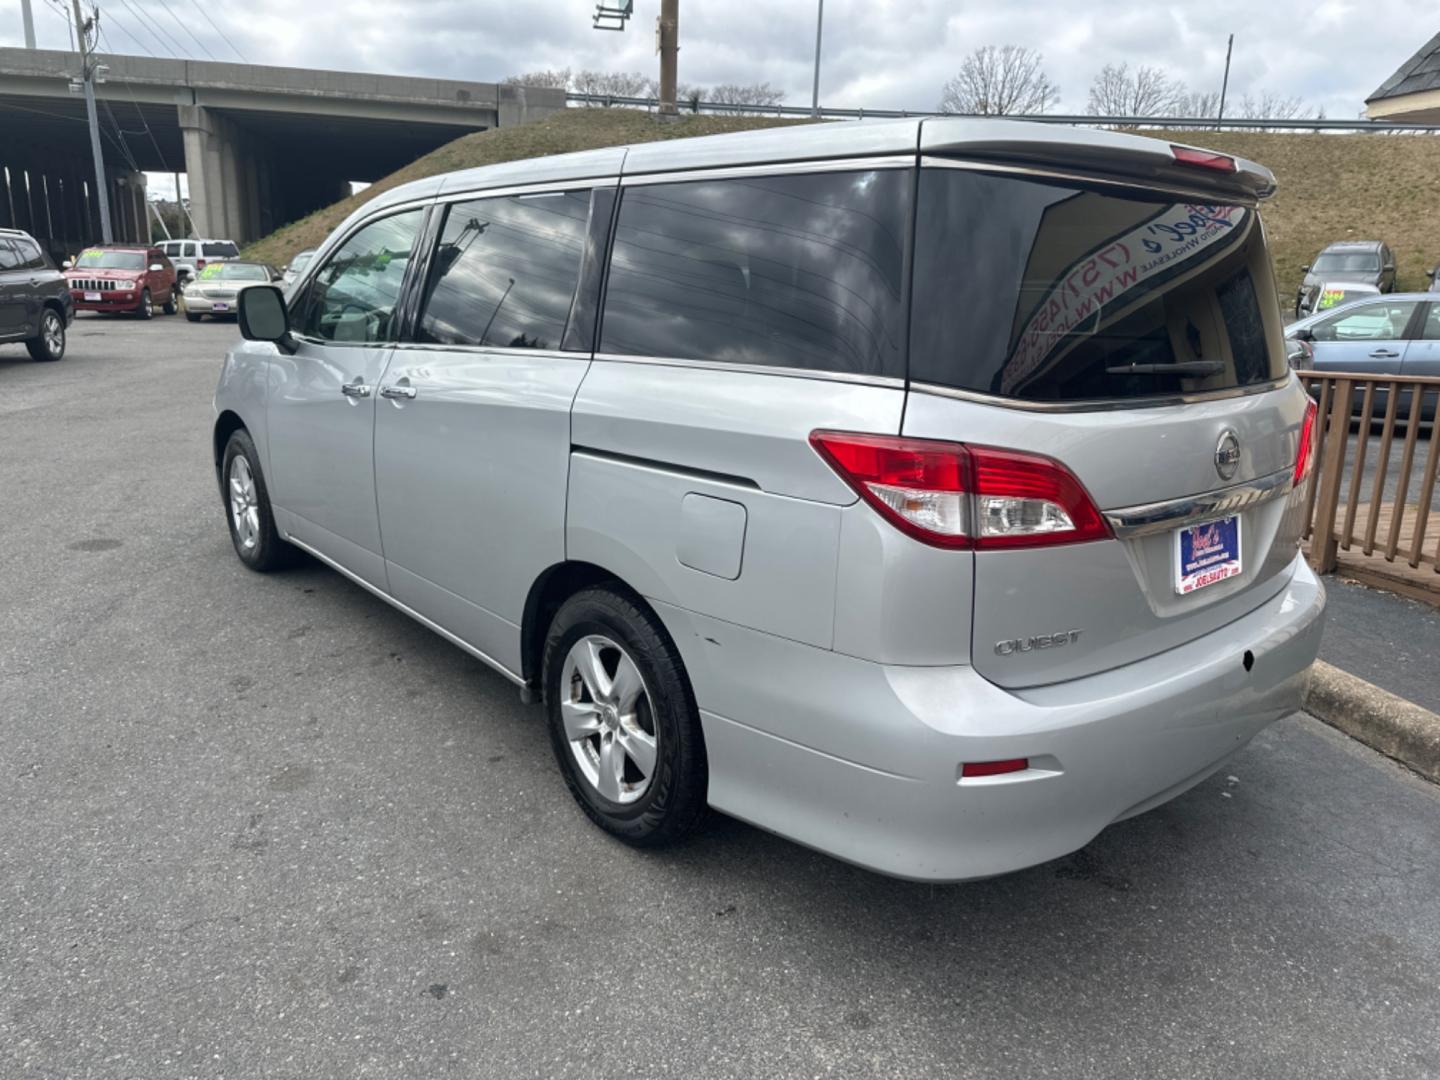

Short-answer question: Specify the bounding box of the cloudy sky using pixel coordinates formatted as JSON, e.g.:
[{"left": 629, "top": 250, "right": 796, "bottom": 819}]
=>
[{"left": 6, "top": 0, "right": 1426, "bottom": 121}]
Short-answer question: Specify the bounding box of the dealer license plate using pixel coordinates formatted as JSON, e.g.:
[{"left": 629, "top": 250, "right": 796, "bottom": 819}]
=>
[
  {"left": 84, "top": 291, "right": 101, "bottom": 302},
  {"left": 213, "top": 302, "right": 230, "bottom": 311},
  {"left": 1174, "top": 516, "right": 1242, "bottom": 595}
]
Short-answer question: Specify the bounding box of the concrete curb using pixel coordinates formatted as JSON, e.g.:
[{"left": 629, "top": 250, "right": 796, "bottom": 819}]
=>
[{"left": 1305, "top": 660, "right": 1440, "bottom": 783}]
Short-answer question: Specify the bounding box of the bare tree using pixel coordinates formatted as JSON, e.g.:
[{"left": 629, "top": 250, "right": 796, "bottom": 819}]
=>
[
  {"left": 937, "top": 45, "right": 1060, "bottom": 115},
  {"left": 572, "top": 69, "right": 657, "bottom": 103},
  {"left": 1233, "top": 91, "right": 1315, "bottom": 120},
  {"left": 1087, "top": 63, "right": 1187, "bottom": 118},
  {"left": 707, "top": 82, "right": 787, "bottom": 114},
  {"left": 501, "top": 68, "right": 571, "bottom": 90}
]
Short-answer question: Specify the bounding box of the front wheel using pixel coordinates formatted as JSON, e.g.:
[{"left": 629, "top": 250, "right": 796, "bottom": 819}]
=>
[
  {"left": 162, "top": 290, "right": 178, "bottom": 315},
  {"left": 136, "top": 289, "right": 152, "bottom": 320},
  {"left": 543, "top": 587, "right": 707, "bottom": 847},
  {"left": 26, "top": 309, "right": 65, "bottom": 362},
  {"left": 220, "top": 429, "right": 294, "bottom": 572}
]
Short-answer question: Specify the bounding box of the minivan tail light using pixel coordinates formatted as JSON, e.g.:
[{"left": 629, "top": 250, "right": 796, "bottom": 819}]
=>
[
  {"left": 1170, "top": 145, "right": 1237, "bottom": 173},
  {"left": 1293, "top": 398, "right": 1318, "bottom": 487},
  {"left": 809, "top": 432, "right": 1111, "bottom": 550}
]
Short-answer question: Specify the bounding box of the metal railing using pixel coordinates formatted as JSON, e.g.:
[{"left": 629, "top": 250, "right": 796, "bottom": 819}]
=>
[
  {"left": 564, "top": 93, "right": 1440, "bottom": 134},
  {"left": 1298, "top": 371, "right": 1440, "bottom": 586}
]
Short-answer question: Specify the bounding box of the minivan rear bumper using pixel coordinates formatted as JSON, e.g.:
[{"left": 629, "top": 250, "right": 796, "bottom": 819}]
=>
[{"left": 664, "top": 553, "right": 1325, "bottom": 882}]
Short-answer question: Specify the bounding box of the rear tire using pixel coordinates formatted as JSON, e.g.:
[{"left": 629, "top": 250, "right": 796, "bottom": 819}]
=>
[
  {"left": 543, "top": 586, "right": 707, "bottom": 848},
  {"left": 220, "top": 429, "right": 295, "bottom": 572},
  {"left": 25, "top": 309, "right": 65, "bottom": 362}
]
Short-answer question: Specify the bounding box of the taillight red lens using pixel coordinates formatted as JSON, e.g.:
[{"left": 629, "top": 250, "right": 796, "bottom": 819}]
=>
[
  {"left": 1170, "top": 145, "right": 1237, "bottom": 172},
  {"left": 809, "top": 432, "right": 1111, "bottom": 550},
  {"left": 1293, "top": 399, "right": 1318, "bottom": 486},
  {"left": 809, "top": 431, "right": 971, "bottom": 548}
]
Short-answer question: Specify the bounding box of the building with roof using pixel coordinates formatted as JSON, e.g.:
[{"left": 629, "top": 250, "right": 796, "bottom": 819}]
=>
[{"left": 1366, "top": 31, "right": 1440, "bottom": 122}]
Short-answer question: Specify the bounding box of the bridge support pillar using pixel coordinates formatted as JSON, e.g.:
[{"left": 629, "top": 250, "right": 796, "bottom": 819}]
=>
[{"left": 179, "top": 103, "right": 267, "bottom": 244}]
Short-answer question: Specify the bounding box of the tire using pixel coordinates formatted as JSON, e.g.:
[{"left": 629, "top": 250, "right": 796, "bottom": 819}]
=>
[
  {"left": 162, "top": 290, "right": 178, "bottom": 315},
  {"left": 185, "top": 312, "right": 202, "bottom": 323},
  {"left": 136, "top": 289, "right": 152, "bottom": 320},
  {"left": 25, "top": 308, "right": 65, "bottom": 362},
  {"left": 543, "top": 586, "right": 707, "bottom": 847},
  {"left": 220, "top": 429, "right": 294, "bottom": 572}
]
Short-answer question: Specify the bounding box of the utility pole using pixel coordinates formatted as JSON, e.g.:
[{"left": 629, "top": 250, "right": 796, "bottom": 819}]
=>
[
  {"left": 21, "top": 0, "right": 37, "bottom": 48},
  {"left": 70, "top": 0, "right": 112, "bottom": 242},
  {"left": 1216, "top": 33, "right": 1234, "bottom": 131},
  {"left": 810, "top": 0, "right": 824, "bottom": 117},
  {"left": 657, "top": 0, "right": 678, "bottom": 115}
]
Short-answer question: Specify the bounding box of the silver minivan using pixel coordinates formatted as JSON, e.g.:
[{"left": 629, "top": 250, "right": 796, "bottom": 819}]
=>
[{"left": 215, "top": 119, "right": 1326, "bottom": 881}]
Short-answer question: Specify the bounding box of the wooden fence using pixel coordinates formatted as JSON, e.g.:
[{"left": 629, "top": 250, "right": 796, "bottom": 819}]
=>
[{"left": 1296, "top": 370, "right": 1440, "bottom": 601}]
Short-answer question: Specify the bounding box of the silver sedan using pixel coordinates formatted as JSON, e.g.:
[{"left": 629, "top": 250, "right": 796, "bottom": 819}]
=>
[{"left": 183, "top": 262, "right": 282, "bottom": 321}]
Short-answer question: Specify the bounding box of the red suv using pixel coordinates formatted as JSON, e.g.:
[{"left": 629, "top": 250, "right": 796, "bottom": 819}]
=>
[{"left": 65, "top": 244, "right": 178, "bottom": 319}]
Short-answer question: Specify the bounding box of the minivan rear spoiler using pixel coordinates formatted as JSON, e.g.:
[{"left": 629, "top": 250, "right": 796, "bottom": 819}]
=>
[{"left": 919, "top": 118, "right": 1276, "bottom": 204}]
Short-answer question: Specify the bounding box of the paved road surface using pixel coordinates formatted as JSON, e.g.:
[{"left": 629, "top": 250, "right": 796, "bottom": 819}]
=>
[
  {"left": 3, "top": 316, "right": 1439, "bottom": 1079},
  {"left": 1320, "top": 576, "right": 1440, "bottom": 712}
]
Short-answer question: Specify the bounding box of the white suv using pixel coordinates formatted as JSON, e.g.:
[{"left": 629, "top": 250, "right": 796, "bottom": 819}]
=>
[{"left": 158, "top": 238, "right": 240, "bottom": 289}]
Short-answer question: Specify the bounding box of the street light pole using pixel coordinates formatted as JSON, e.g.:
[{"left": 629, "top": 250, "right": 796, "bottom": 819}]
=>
[
  {"left": 1216, "top": 33, "right": 1234, "bottom": 131},
  {"left": 811, "top": 0, "right": 823, "bottom": 118},
  {"left": 657, "top": 0, "right": 678, "bottom": 115},
  {"left": 21, "top": 0, "right": 37, "bottom": 48},
  {"left": 70, "top": 0, "right": 112, "bottom": 242}
]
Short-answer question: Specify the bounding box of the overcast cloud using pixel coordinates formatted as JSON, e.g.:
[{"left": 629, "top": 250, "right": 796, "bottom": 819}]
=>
[{"left": 6, "top": 0, "right": 1422, "bottom": 120}]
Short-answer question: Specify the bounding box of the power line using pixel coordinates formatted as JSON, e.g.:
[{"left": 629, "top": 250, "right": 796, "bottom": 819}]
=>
[
  {"left": 98, "top": 7, "right": 154, "bottom": 56},
  {"left": 183, "top": 0, "right": 246, "bottom": 62},
  {"left": 114, "top": 0, "right": 177, "bottom": 56},
  {"left": 151, "top": 0, "right": 216, "bottom": 60},
  {"left": 126, "top": 0, "right": 188, "bottom": 58}
]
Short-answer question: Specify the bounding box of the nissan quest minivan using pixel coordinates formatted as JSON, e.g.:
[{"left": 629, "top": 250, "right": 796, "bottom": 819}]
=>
[{"left": 214, "top": 118, "right": 1326, "bottom": 881}]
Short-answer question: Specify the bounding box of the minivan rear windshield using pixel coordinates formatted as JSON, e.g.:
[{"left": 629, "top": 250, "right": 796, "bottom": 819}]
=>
[{"left": 911, "top": 168, "right": 1284, "bottom": 402}]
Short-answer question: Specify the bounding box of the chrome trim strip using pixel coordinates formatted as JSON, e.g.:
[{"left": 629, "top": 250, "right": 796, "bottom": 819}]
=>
[
  {"left": 435, "top": 175, "right": 621, "bottom": 205},
  {"left": 1103, "top": 468, "right": 1293, "bottom": 539},
  {"left": 908, "top": 376, "right": 1290, "bottom": 414},
  {"left": 572, "top": 447, "right": 761, "bottom": 491},
  {"left": 283, "top": 536, "right": 526, "bottom": 687},
  {"left": 919, "top": 155, "right": 1261, "bottom": 208},
  {"left": 388, "top": 343, "right": 580, "bottom": 361},
  {"left": 620, "top": 155, "right": 915, "bottom": 186},
  {"left": 589, "top": 351, "right": 905, "bottom": 388}
]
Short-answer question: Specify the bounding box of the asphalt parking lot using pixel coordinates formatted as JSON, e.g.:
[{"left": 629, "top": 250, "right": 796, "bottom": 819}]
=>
[{"left": 3, "top": 314, "right": 1440, "bottom": 1079}]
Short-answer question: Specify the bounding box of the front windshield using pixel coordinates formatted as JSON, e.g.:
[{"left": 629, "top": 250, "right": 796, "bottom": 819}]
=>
[
  {"left": 73, "top": 249, "right": 145, "bottom": 271},
  {"left": 1313, "top": 252, "right": 1381, "bottom": 273}
]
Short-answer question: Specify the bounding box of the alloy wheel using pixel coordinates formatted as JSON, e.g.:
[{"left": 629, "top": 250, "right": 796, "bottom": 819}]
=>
[
  {"left": 559, "top": 634, "right": 659, "bottom": 805},
  {"left": 228, "top": 455, "right": 261, "bottom": 553},
  {"left": 42, "top": 313, "right": 63, "bottom": 357}
]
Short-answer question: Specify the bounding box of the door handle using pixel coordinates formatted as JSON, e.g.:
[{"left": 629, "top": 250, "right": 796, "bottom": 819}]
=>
[
  {"left": 1368, "top": 349, "right": 1400, "bottom": 358},
  {"left": 340, "top": 379, "right": 371, "bottom": 398},
  {"left": 380, "top": 384, "right": 417, "bottom": 400}
]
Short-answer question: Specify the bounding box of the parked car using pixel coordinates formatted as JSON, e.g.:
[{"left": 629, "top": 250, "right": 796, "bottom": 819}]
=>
[
  {"left": 1427, "top": 266, "right": 1440, "bottom": 293},
  {"left": 1296, "top": 240, "right": 1396, "bottom": 316},
  {"left": 214, "top": 119, "right": 1326, "bottom": 881},
  {"left": 281, "top": 249, "right": 316, "bottom": 287},
  {"left": 1296, "top": 280, "right": 1380, "bottom": 319},
  {"left": 183, "top": 261, "right": 282, "bottom": 321},
  {"left": 158, "top": 238, "right": 241, "bottom": 290},
  {"left": 0, "top": 226, "right": 73, "bottom": 361},
  {"left": 64, "top": 244, "right": 177, "bottom": 319},
  {"left": 1286, "top": 293, "right": 1440, "bottom": 421}
]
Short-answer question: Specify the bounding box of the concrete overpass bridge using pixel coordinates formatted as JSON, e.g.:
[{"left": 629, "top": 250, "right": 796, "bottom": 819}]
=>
[{"left": 0, "top": 47, "right": 563, "bottom": 256}]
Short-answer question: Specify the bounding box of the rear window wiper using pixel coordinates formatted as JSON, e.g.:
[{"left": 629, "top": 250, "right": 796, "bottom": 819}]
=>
[{"left": 1105, "top": 361, "right": 1226, "bottom": 376}]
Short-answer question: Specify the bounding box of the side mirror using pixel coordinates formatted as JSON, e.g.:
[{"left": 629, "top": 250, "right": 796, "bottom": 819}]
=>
[
  {"left": 1384, "top": 263, "right": 1396, "bottom": 273},
  {"left": 1286, "top": 339, "right": 1312, "bottom": 369},
  {"left": 1427, "top": 267, "right": 1437, "bottom": 279},
  {"left": 62, "top": 258, "right": 73, "bottom": 270},
  {"left": 1300, "top": 264, "right": 1310, "bottom": 273},
  {"left": 238, "top": 285, "right": 295, "bottom": 353},
  {"left": 148, "top": 262, "right": 164, "bottom": 273},
  {"left": 1293, "top": 327, "right": 1315, "bottom": 342}
]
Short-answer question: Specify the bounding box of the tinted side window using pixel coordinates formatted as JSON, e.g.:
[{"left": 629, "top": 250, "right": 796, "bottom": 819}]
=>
[
  {"left": 600, "top": 170, "right": 909, "bottom": 377},
  {"left": 416, "top": 190, "right": 590, "bottom": 349},
  {"left": 204, "top": 242, "right": 239, "bottom": 258},
  {"left": 16, "top": 239, "right": 46, "bottom": 269},
  {"left": 296, "top": 210, "right": 423, "bottom": 344},
  {"left": 911, "top": 168, "right": 1284, "bottom": 401},
  {"left": 0, "top": 239, "right": 20, "bottom": 272},
  {"left": 182, "top": 243, "right": 196, "bottom": 258}
]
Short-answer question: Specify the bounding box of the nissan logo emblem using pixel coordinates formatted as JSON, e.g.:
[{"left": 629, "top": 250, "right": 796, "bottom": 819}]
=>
[{"left": 1215, "top": 430, "right": 1241, "bottom": 481}]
